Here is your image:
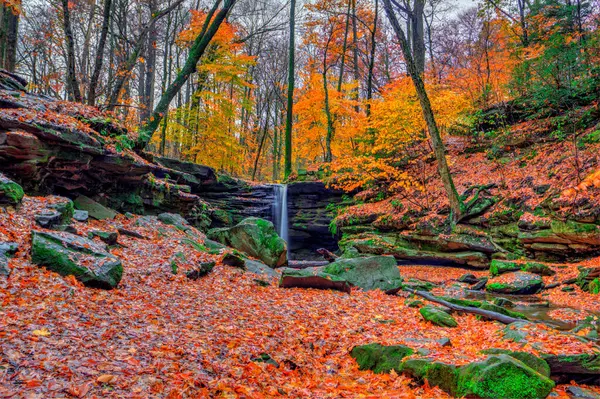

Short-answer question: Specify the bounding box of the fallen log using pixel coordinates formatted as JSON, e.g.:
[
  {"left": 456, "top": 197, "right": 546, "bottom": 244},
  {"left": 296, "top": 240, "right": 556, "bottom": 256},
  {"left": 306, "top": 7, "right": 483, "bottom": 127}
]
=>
[{"left": 404, "top": 288, "right": 522, "bottom": 325}]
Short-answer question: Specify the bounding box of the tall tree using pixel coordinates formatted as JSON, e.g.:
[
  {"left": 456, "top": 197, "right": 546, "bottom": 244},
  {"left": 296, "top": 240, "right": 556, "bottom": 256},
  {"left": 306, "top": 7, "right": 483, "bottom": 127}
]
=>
[
  {"left": 87, "top": 0, "right": 112, "bottom": 105},
  {"left": 136, "top": 0, "right": 238, "bottom": 150},
  {"left": 0, "top": 0, "right": 19, "bottom": 72},
  {"left": 61, "top": 0, "right": 81, "bottom": 101},
  {"left": 284, "top": 0, "right": 296, "bottom": 178},
  {"left": 383, "top": 0, "right": 464, "bottom": 221}
]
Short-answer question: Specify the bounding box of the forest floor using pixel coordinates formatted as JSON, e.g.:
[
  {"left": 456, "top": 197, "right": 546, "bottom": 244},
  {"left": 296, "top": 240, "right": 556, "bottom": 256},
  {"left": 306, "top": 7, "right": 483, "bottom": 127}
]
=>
[{"left": 1, "top": 196, "right": 600, "bottom": 398}]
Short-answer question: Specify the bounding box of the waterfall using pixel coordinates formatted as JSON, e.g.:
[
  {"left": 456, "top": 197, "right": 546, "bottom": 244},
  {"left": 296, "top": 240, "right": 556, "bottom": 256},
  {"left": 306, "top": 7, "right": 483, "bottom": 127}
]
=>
[{"left": 273, "top": 184, "right": 289, "bottom": 249}]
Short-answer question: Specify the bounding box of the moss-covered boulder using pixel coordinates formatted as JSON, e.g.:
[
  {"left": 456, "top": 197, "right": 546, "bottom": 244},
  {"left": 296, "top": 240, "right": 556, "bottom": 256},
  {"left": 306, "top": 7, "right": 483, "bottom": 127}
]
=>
[
  {"left": 88, "top": 230, "right": 119, "bottom": 245},
  {"left": 279, "top": 256, "right": 402, "bottom": 294},
  {"left": 487, "top": 272, "right": 543, "bottom": 295},
  {"left": 490, "top": 259, "right": 555, "bottom": 277},
  {"left": 208, "top": 217, "right": 287, "bottom": 267},
  {"left": 456, "top": 354, "right": 555, "bottom": 399},
  {"left": 577, "top": 267, "right": 600, "bottom": 294},
  {"left": 0, "top": 173, "right": 24, "bottom": 205},
  {"left": 480, "top": 349, "right": 551, "bottom": 378},
  {"left": 31, "top": 230, "right": 122, "bottom": 289},
  {"left": 420, "top": 305, "right": 458, "bottom": 327},
  {"left": 399, "top": 358, "right": 459, "bottom": 395},
  {"left": 350, "top": 343, "right": 414, "bottom": 374}
]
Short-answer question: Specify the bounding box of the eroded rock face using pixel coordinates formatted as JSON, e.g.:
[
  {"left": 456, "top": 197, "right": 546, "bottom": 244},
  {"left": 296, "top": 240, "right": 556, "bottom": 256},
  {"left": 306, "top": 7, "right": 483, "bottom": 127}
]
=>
[
  {"left": 208, "top": 217, "right": 287, "bottom": 267},
  {"left": 287, "top": 182, "right": 345, "bottom": 257},
  {"left": 279, "top": 255, "right": 402, "bottom": 294},
  {"left": 31, "top": 230, "right": 123, "bottom": 289}
]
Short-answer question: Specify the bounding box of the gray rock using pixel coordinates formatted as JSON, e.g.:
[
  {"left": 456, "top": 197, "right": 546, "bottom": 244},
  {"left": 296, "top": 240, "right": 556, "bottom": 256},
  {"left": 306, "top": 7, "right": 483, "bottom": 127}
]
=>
[
  {"left": 88, "top": 230, "right": 119, "bottom": 245},
  {"left": 0, "top": 253, "right": 10, "bottom": 277},
  {"left": 158, "top": 213, "right": 189, "bottom": 229},
  {"left": 73, "top": 210, "right": 89, "bottom": 222},
  {"left": 0, "top": 241, "right": 18, "bottom": 255},
  {"left": 566, "top": 386, "right": 600, "bottom": 399},
  {"left": 245, "top": 259, "right": 278, "bottom": 278},
  {"left": 74, "top": 195, "right": 117, "bottom": 220},
  {"left": 35, "top": 210, "right": 62, "bottom": 228}
]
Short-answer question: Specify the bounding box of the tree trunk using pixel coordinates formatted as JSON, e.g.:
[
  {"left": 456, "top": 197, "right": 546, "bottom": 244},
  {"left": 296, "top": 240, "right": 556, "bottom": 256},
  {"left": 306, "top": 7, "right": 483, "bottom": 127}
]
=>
[
  {"left": 411, "top": 0, "right": 425, "bottom": 74},
  {"left": 0, "top": 3, "right": 19, "bottom": 72},
  {"left": 284, "top": 0, "right": 296, "bottom": 179},
  {"left": 323, "top": 68, "right": 334, "bottom": 163},
  {"left": 337, "top": 0, "right": 352, "bottom": 92},
  {"left": 87, "top": 0, "right": 112, "bottom": 105},
  {"left": 136, "top": 0, "right": 236, "bottom": 150},
  {"left": 141, "top": 0, "right": 157, "bottom": 121},
  {"left": 61, "top": 0, "right": 82, "bottom": 101},
  {"left": 366, "top": 0, "right": 379, "bottom": 118},
  {"left": 383, "top": 0, "right": 463, "bottom": 221}
]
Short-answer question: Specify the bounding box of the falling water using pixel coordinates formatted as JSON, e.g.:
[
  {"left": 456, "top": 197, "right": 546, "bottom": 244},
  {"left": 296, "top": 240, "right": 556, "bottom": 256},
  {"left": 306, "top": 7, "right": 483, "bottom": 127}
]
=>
[{"left": 273, "top": 184, "right": 289, "bottom": 249}]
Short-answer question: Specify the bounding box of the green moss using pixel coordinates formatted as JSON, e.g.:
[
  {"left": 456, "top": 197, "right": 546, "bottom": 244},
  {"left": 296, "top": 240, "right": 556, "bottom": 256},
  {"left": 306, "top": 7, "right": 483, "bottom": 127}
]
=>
[
  {"left": 420, "top": 305, "right": 458, "bottom": 328},
  {"left": 457, "top": 355, "right": 554, "bottom": 399},
  {"left": 440, "top": 296, "right": 482, "bottom": 308},
  {"left": 590, "top": 278, "right": 600, "bottom": 295},
  {"left": 0, "top": 178, "right": 25, "bottom": 205},
  {"left": 480, "top": 302, "right": 527, "bottom": 320},
  {"left": 480, "top": 349, "right": 550, "bottom": 377},
  {"left": 350, "top": 343, "right": 414, "bottom": 374},
  {"left": 400, "top": 359, "right": 459, "bottom": 395}
]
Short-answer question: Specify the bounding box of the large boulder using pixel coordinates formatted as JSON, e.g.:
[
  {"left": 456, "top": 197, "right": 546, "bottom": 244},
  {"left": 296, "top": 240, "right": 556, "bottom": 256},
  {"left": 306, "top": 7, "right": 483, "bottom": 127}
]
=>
[
  {"left": 0, "top": 173, "right": 24, "bottom": 205},
  {"left": 31, "top": 230, "right": 123, "bottom": 289},
  {"left": 456, "top": 354, "right": 555, "bottom": 399},
  {"left": 487, "top": 271, "right": 543, "bottom": 295},
  {"left": 279, "top": 255, "right": 403, "bottom": 294},
  {"left": 208, "top": 217, "right": 287, "bottom": 267}
]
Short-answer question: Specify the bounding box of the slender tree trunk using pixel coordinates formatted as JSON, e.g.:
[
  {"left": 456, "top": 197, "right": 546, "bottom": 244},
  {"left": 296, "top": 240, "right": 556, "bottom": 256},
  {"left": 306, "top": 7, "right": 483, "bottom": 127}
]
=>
[
  {"left": 0, "top": 2, "right": 19, "bottom": 72},
  {"left": 61, "top": 0, "right": 82, "bottom": 101},
  {"left": 383, "top": 0, "right": 463, "bottom": 221},
  {"left": 411, "top": 0, "right": 425, "bottom": 74},
  {"left": 142, "top": 0, "right": 157, "bottom": 121},
  {"left": 252, "top": 101, "right": 271, "bottom": 180},
  {"left": 284, "top": 0, "right": 296, "bottom": 178},
  {"left": 366, "top": 0, "right": 379, "bottom": 118},
  {"left": 323, "top": 70, "right": 334, "bottom": 163},
  {"left": 107, "top": 0, "right": 183, "bottom": 111},
  {"left": 88, "top": 0, "right": 112, "bottom": 105},
  {"left": 337, "top": 0, "right": 352, "bottom": 92},
  {"left": 136, "top": 0, "right": 236, "bottom": 150},
  {"left": 351, "top": 0, "right": 360, "bottom": 109}
]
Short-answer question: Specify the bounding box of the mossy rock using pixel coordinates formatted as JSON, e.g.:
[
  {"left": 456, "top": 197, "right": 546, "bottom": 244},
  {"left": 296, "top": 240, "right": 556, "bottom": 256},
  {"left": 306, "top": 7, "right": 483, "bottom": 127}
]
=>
[
  {"left": 0, "top": 173, "right": 24, "bottom": 205},
  {"left": 541, "top": 353, "right": 600, "bottom": 376},
  {"left": 31, "top": 230, "right": 122, "bottom": 289},
  {"left": 480, "top": 349, "right": 551, "bottom": 377},
  {"left": 420, "top": 305, "right": 458, "bottom": 328},
  {"left": 490, "top": 259, "right": 555, "bottom": 277},
  {"left": 350, "top": 343, "right": 414, "bottom": 374},
  {"left": 456, "top": 354, "right": 554, "bottom": 399},
  {"left": 208, "top": 217, "right": 287, "bottom": 267},
  {"left": 49, "top": 198, "right": 75, "bottom": 224},
  {"left": 88, "top": 230, "right": 119, "bottom": 245},
  {"left": 399, "top": 358, "right": 459, "bottom": 395},
  {"left": 501, "top": 321, "right": 534, "bottom": 343},
  {"left": 280, "top": 256, "right": 402, "bottom": 294},
  {"left": 487, "top": 272, "right": 543, "bottom": 295},
  {"left": 577, "top": 267, "right": 600, "bottom": 293}
]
